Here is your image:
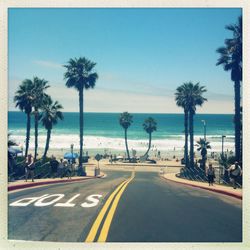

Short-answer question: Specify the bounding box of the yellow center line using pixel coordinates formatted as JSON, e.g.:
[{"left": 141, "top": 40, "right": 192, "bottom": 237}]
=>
[
  {"left": 85, "top": 175, "right": 132, "bottom": 242},
  {"left": 97, "top": 174, "right": 135, "bottom": 242}
]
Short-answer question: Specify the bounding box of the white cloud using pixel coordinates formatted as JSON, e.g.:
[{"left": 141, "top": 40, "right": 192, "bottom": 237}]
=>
[
  {"left": 206, "top": 91, "right": 233, "bottom": 101},
  {"left": 8, "top": 77, "right": 234, "bottom": 114},
  {"left": 84, "top": 88, "right": 233, "bottom": 114},
  {"left": 33, "top": 60, "right": 62, "bottom": 69}
]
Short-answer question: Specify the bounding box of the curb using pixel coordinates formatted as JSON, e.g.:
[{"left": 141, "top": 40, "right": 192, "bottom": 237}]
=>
[
  {"left": 105, "top": 163, "right": 183, "bottom": 168},
  {"left": 161, "top": 175, "right": 242, "bottom": 200},
  {"left": 8, "top": 174, "right": 105, "bottom": 192}
]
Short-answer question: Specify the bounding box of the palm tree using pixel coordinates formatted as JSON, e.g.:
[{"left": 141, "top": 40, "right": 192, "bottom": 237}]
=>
[
  {"left": 195, "top": 138, "right": 211, "bottom": 170},
  {"left": 216, "top": 16, "right": 242, "bottom": 163},
  {"left": 64, "top": 57, "right": 98, "bottom": 176},
  {"left": 14, "top": 79, "right": 34, "bottom": 157},
  {"left": 175, "top": 83, "right": 190, "bottom": 167},
  {"left": 142, "top": 117, "right": 157, "bottom": 158},
  {"left": 41, "top": 96, "right": 63, "bottom": 160},
  {"left": 186, "top": 82, "right": 207, "bottom": 168},
  {"left": 119, "top": 112, "right": 133, "bottom": 161},
  {"left": 31, "top": 77, "right": 50, "bottom": 161}
]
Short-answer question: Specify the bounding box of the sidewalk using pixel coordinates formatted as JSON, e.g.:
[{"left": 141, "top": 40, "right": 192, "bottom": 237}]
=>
[
  {"left": 162, "top": 172, "right": 242, "bottom": 200},
  {"left": 8, "top": 173, "right": 105, "bottom": 192}
]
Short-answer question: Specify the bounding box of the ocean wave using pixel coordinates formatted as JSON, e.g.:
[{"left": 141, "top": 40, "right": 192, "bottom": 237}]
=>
[{"left": 11, "top": 134, "right": 234, "bottom": 152}]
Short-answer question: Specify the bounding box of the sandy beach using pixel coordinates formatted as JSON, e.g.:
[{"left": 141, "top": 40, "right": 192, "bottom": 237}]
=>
[{"left": 32, "top": 146, "right": 221, "bottom": 166}]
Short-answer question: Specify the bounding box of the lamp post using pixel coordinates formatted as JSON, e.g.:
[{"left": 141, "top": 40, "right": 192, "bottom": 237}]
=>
[
  {"left": 71, "top": 144, "right": 74, "bottom": 156},
  {"left": 221, "top": 135, "right": 226, "bottom": 157},
  {"left": 201, "top": 120, "right": 206, "bottom": 141}
]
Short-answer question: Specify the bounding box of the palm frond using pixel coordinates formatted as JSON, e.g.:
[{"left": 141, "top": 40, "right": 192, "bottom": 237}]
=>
[
  {"left": 41, "top": 97, "right": 64, "bottom": 130},
  {"left": 175, "top": 81, "right": 207, "bottom": 112},
  {"left": 143, "top": 117, "right": 157, "bottom": 134},
  {"left": 64, "top": 57, "right": 98, "bottom": 92},
  {"left": 216, "top": 15, "right": 242, "bottom": 82},
  {"left": 119, "top": 112, "right": 133, "bottom": 129}
]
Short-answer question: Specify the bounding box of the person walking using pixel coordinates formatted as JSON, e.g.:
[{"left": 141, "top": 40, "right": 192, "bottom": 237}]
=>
[
  {"left": 65, "top": 160, "right": 72, "bottom": 179},
  {"left": 58, "top": 158, "right": 65, "bottom": 178},
  {"left": 228, "top": 161, "right": 242, "bottom": 189},
  {"left": 25, "top": 154, "right": 35, "bottom": 182},
  {"left": 206, "top": 163, "right": 215, "bottom": 186}
]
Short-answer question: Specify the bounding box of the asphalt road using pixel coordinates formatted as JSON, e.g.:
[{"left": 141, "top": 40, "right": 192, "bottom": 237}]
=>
[
  {"left": 8, "top": 170, "right": 242, "bottom": 242},
  {"left": 8, "top": 170, "right": 131, "bottom": 242},
  {"left": 107, "top": 171, "right": 242, "bottom": 242}
]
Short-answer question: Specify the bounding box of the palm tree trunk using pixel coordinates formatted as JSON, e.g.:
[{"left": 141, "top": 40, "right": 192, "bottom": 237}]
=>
[
  {"left": 203, "top": 148, "right": 208, "bottom": 170},
  {"left": 125, "top": 128, "right": 130, "bottom": 161},
  {"left": 78, "top": 86, "right": 85, "bottom": 175},
  {"left": 234, "top": 80, "right": 241, "bottom": 163},
  {"left": 201, "top": 154, "right": 206, "bottom": 170},
  {"left": 189, "top": 110, "right": 194, "bottom": 168},
  {"left": 34, "top": 109, "right": 39, "bottom": 161},
  {"left": 184, "top": 109, "right": 189, "bottom": 168},
  {"left": 143, "top": 133, "right": 152, "bottom": 158},
  {"left": 25, "top": 112, "right": 31, "bottom": 157},
  {"left": 43, "top": 129, "right": 51, "bottom": 160}
]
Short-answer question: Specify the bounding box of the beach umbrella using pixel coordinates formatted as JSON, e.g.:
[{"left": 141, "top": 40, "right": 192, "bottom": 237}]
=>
[{"left": 64, "top": 152, "right": 79, "bottom": 159}]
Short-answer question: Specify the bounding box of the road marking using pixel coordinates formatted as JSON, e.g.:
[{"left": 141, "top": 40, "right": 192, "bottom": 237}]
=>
[
  {"left": 34, "top": 194, "right": 65, "bottom": 207},
  {"left": 85, "top": 178, "right": 130, "bottom": 242},
  {"left": 9, "top": 194, "right": 49, "bottom": 207},
  {"left": 55, "top": 194, "right": 81, "bottom": 207},
  {"left": 97, "top": 175, "right": 134, "bottom": 242},
  {"left": 9, "top": 193, "right": 102, "bottom": 208},
  {"left": 81, "top": 194, "right": 103, "bottom": 208}
]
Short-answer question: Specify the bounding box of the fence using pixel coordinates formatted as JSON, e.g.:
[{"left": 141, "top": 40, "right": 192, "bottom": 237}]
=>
[
  {"left": 9, "top": 159, "right": 51, "bottom": 181},
  {"left": 179, "top": 165, "right": 242, "bottom": 188}
]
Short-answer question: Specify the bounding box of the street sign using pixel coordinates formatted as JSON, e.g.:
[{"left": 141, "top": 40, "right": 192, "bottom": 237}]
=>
[
  {"left": 95, "top": 154, "right": 102, "bottom": 175},
  {"left": 95, "top": 154, "right": 102, "bottom": 162}
]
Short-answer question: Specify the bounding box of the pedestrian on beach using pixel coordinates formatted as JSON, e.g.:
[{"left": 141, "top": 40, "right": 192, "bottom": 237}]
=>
[
  {"left": 206, "top": 163, "right": 215, "bottom": 186},
  {"left": 58, "top": 159, "right": 65, "bottom": 178},
  {"left": 65, "top": 160, "right": 72, "bottom": 179},
  {"left": 25, "top": 154, "right": 35, "bottom": 182},
  {"left": 228, "top": 161, "right": 242, "bottom": 189},
  {"left": 157, "top": 150, "right": 161, "bottom": 160}
]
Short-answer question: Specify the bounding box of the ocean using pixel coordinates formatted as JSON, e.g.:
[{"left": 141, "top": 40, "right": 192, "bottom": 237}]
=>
[{"left": 8, "top": 112, "right": 235, "bottom": 156}]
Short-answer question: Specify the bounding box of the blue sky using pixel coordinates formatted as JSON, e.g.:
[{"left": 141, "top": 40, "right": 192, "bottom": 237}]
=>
[{"left": 8, "top": 8, "right": 242, "bottom": 113}]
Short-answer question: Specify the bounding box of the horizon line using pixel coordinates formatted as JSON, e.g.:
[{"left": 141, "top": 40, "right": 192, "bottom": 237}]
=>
[{"left": 8, "top": 110, "right": 234, "bottom": 115}]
